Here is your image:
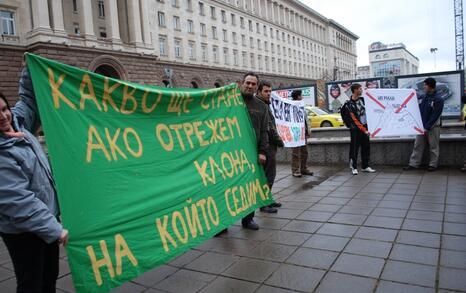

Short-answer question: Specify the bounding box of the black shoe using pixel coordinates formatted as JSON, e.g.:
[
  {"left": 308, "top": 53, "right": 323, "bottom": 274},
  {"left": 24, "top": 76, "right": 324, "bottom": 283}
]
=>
[
  {"left": 214, "top": 228, "right": 228, "bottom": 237},
  {"left": 461, "top": 167, "right": 466, "bottom": 173},
  {"left": 427, "top": 166, "right": 437, "bottom": 172},
  {"left": 260, "top": 206, "right": 278, "bottom": 213},
  {"left": 270, "top": 202, "right": 282, "bottom": 208},
  {"left": 301, "top": 169, "right": 314, "bottom": 176},
  {"left": 242, "top": 221, "right": 259, "bottom": 230},
  {"left": 403, "top": 165, "right": 418, "bottom": 171}
]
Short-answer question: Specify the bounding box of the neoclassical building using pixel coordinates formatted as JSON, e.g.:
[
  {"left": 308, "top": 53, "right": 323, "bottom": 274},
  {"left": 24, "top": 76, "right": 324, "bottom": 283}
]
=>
[{"left": 0, "top": 0, "right": 358, "bottom": 103}]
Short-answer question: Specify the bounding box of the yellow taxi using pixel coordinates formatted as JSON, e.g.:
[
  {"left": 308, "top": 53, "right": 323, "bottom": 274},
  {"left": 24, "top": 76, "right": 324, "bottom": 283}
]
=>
[{"left": 306, "top": 106, "right": 345, "bottom": 128}]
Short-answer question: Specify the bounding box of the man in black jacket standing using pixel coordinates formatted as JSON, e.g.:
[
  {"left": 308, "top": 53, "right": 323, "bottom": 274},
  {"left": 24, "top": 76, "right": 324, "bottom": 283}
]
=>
[
  {"left": 240, "top": 72, "right": 270, "bottom": 230},
  {"left": 256, "top": 81, "right": 283, "bottom": 213},
  {"left": 462, "top": 94, "right": 466, "bottom": 172},
  {"left": 347, "top": 84, "right": 376, "bottom": 175},
  {"left": 404, "top": 78, "right": 444, "bottom": 171}
]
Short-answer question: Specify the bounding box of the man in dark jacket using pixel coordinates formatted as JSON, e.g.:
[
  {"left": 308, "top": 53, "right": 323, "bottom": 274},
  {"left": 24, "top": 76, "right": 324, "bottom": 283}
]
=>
[
  {"left": 347, "top": 84, "right": 376, "bottom": 175},
  {"left": 461, "top": 94, "right": 466, "bottom": 172},
  {"left": 256, "top": 81, "right": 283, "bottom": 213},
  {"left": 404, "top": 78, "right": 444, "bottom": 171},
  {"left": 240, "top": 72, "right": 270, "bottom": 230}
]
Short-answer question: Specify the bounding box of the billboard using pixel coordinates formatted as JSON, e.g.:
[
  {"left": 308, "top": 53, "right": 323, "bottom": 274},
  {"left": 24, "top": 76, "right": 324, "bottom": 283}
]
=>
[
  {"left": 273, "top": 84, "right": 316, "bottom": 106},
  {"left": 326, "top": 78, "right": 383, "bottom": 112},
  {"left": 396, "top": 70, "right": 465, "bottom": 117}
]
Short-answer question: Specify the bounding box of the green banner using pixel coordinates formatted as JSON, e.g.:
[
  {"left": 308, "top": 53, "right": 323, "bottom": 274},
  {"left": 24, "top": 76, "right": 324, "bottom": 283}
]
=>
[{"left": 26, "top": 53, "right": 273, "bottom": 293}]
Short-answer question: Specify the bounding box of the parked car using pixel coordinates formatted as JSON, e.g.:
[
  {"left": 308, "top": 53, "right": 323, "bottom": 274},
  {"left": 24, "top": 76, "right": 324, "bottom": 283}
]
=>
[{"left": 306, "top": 106, "right": 345, "bottom": 128}]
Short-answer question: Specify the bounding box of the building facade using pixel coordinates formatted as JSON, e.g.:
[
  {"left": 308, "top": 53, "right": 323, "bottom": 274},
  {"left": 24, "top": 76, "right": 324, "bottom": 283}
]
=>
[
  {"left": 368, "top": 42, "right": 419, "bottom": 78},
  {"left": 0, "top": 0, "right": 358, "bottom": 103},
  {"left": 356, "top": 65, "right": 370, "bottom": 79}
]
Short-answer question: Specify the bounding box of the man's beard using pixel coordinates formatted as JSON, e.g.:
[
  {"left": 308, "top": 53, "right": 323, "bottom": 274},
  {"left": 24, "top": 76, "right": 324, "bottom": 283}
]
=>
[{"left": 241, "top": 91, "right": 254, "bottom": 100}]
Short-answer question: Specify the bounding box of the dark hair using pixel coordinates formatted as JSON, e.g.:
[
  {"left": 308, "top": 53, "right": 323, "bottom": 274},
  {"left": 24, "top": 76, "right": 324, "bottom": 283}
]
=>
[
  {"left": 424, "top": 77, "right": 436, "bottom": 89},
  {"left": 350, "top": 83, "right": 362, "bottom": 93},
  {"left": 258, "top": 80, "right": 272, "bottom": 91},
  {"left": 462, "top": 94, "right": 466, "bottom": 104},
  {"left": 0, "top": 92, "right": 11, "bottom": 111},
  {"left": 242, "top": 71, "right": 259, "bottom": 83},
  {"left": 291, "top": 90, "right": 302, "bottom": 100}
]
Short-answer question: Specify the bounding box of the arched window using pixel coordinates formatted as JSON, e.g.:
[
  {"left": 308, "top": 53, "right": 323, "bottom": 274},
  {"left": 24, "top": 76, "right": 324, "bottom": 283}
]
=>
[
  {"left": 162, "top": 80, "right": 171, "bottom": 87},
  {"left": 94, "top": 65, "right": 120, "bottom": 79},
  {"left": 214, "top": 82, "right": 221, "bottom": 88},
  {"left": 191, "top": 81, "right": 199, "bottom": 88}
]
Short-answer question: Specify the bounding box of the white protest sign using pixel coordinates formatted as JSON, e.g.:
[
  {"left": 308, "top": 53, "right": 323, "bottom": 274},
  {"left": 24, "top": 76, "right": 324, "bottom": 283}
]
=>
[
  {"left": 364, "top": 89, "right": 424, "bottom": 137},
  {"left": 269, "top": 92, "right": 307, "bottom": 147}
]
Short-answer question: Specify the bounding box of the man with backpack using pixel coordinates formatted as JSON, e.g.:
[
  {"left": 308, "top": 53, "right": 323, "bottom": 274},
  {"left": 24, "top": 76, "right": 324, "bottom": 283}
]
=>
[{"left": 340, "top": 84, "right": 376, "bottom": 175}]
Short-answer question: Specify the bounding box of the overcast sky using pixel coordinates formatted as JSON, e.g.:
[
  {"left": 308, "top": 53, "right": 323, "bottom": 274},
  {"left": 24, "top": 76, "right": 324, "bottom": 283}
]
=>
[{"left": 302, "top": 0, "right": 459, "bottom": 73}]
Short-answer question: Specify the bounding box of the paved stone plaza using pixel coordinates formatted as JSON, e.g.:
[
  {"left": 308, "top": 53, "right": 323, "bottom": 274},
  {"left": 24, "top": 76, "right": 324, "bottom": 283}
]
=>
[{"left": 1, "top": 163, "right": 466, "bottom": 293}]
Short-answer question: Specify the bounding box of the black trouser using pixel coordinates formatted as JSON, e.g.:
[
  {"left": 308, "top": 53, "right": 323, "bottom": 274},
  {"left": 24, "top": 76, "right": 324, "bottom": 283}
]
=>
[
  {"left": 0, "top": 232, "right": 59, "bottom": 293},
  {"left": 349, "top": 128, "right": 370, "bottom": 169},
  {"left": 265, "top": 145, "right": 277, "bottom": 188}
]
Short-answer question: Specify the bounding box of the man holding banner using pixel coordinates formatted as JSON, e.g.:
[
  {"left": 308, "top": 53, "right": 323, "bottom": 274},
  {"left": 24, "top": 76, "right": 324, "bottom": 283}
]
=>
[
  {"left": 257, "top": 81, "right": 283, "bottom": 213},
  {"left": 290, "top": 90, "right": 313, "bottom": 177},
  {"left": 404, "top": 78, "right": 444, "bottom": 172},
  {"left": 240, "top": 72, "right": 270, "bottom": 229},
  {"left": 346, "top": 84, "right": 376, "bottom": 175}
]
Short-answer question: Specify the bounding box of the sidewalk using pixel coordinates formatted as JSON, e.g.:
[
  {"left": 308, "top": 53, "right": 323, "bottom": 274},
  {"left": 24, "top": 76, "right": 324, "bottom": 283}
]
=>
[{"left": 1, "top": 163, "right": 466, "bottom": 292}]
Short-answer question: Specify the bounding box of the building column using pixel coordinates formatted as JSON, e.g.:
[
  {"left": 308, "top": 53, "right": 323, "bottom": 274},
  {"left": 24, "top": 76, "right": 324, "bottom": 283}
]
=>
[
  {"left": 79, "top": 0, "right": 96, "bottom": 40},
  {"left": 31, "top": 0, "right": 51, "bottom": 32},
  {"left": 140, "top": 0, "right": 152, "bottom": 46},
  {"left": 105, "top": 0, "right": 122, "bottom": 43},
  {"left": 127, "top": 0, "right": 144, "bottom": 45},
  {"left": 270, "top": 1, "right": 275, "bottom": 23},
  {"left": 50, "top": 0, "right": 66, "bottom": 35}
]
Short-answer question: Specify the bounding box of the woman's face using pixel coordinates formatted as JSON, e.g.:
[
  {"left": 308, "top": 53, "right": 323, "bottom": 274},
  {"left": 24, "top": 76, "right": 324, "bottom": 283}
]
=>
[
  {"left": 0, "top": 98, "right": 13, "bottom": 133},
  {"left": 330, "top": 87, "right": 341, "bottom": 98}
]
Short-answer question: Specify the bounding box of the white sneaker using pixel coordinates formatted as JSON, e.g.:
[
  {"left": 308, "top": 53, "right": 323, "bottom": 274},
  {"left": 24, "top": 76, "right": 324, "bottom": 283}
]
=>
[
  {"left": 362, "top": 167, "right": 376, "bottom": 173},
  {"left": 351, "top": 168, "right": 358, "bottom": 175}
]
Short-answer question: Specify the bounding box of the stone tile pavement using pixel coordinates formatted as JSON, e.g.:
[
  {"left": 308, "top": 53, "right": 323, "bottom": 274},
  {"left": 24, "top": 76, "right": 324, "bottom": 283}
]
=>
[{"left": 1, "top": 163, "right": 466, "bottom": 292}]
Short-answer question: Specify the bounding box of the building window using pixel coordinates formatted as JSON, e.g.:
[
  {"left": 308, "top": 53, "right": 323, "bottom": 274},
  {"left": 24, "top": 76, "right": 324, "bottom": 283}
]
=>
[
  {"left": 270, "top": 27, "right": 273, "bottom": 38},
  {"left": 73, "top": 22, "right": 80, "bottom": 35},
  {"left": 249, "top": 37, "right": 254, "bottom": 48},
  {"left": 188, "top": 42, "right": 195, "bottom": 60},
  {"left": 174, "top": 39, "right": 182, "bottom": 58},
  {"left": 242, "top": 51, "right": 247, "bottom": 67},
  {"left": 173, "top": 16, "right": 180, "bottom": 30},
  {"left": 99, "top": 27, "right": 107, "bottom": 38},
  {"left": 250, "top": 53, "right": 255, "bottom": 68},
  {"left": 200, "top": 23, "right": 206, "bottom": 36},
  {"left": 240, "top": 17, "right": 244, "bottom": 28},
  {"left": 210, "top": 6, "right": 216, "bottom": 19},
  {"left": 241, "top": 34, "right": 246, "bottom": 46},
  {"left": 223, "top": 48, "right": 229, "bottom": 64},
  {"left": 232, "top": 32, "right": 237, "bottom": 44},
  {"left": 159, "top": 37, "right": 167, "bottom": 56},
  {"left": 256, "top": 22, "right": 260, "bottom": 33},
  {"left": 201, "top": 43, "right": 208, "bottom": 61},
  {"left": 271, "top": 44, "right": 275, "bottom": 53},
  {"left": 158, "top": 12, "right": 166, "bottom": 27},
  {"left": 257, "top": 39, "right": 261, "bottom": 49},
  {"left": 0, "top": 10, "right": 15, "bottom": 35},
  {"left": 221, "top": 10, "right": 226, "bottom": 23},
  {"left": 171, "top": 0, "right": 179, "bottom": 7},
  {"left": 265, "top": 56, "right": 269, "bottom": 71},
  {"left": 72, "top": 0, "right": 78, "bottom": 12},
  {"left": 264, "top": 41, "right": 268, "bottom": 51},
  {"left": 375, "top": 54, "right": 381, "bottom": 59},
  {"left": 98, "top": 1, "right": 105, "bottom": 18},
  {"left": 258, "top": 55, "right": 262, "bottom": 70},
  {"left": 248, "top": 20, "right": 253, "bottom": 31},
  {"left": 213, "top": 46, "right": 219, "bottom": 63},
  {"left": 212, "top": 26, "right": 217, "bottom": 39},
  {"left": 263, "top": 25, "right": 267, "bottom": 35},
  {"left": 199, "top": 2, "right": 205, "bottom": 15},
  {"left": 187, "top": 19, "right": 194, "bottom": 33},
  {"left": 231, "top": 13, "right": 236, "bottom": 25},
  {"left": 223, "top": 29, "right": 228, "bottom": 42},
  {"left": 233, "top": 50, "right": 238, "bottom": 66},
  {"left": 186, "top": 0, "right": 193, "bottom": 11}
]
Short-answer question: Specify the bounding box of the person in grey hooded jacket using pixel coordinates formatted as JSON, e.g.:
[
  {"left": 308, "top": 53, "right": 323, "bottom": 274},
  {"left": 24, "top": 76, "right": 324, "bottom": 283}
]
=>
[{"left": 0, "top": 66, "right": 68, "bottom": 293}]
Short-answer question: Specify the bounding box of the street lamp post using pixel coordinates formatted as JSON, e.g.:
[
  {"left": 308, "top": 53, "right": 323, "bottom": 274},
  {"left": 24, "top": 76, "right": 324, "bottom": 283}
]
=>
[{"left": 430, "top": 48, "right": 438, "bottom": 70}]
